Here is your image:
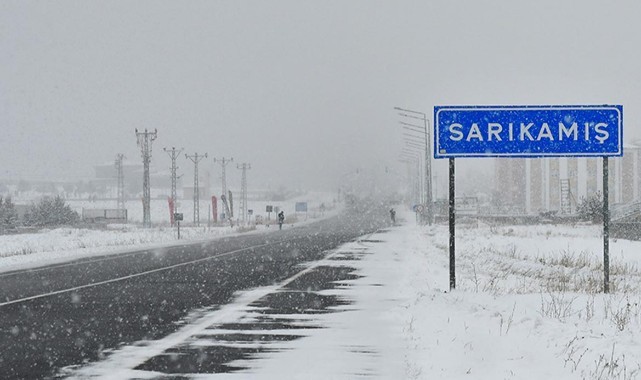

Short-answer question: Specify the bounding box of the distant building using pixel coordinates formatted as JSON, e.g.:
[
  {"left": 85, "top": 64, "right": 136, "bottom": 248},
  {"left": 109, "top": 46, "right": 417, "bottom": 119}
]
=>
[
  {"left": 183, "top": 187, "right": 211, "bottom": 200},
  {"left": 94, "top": 161, "right": 142, "bottom": 180},
  {"left": 93, "top": 162, "right": 178, "bottom": 196},
  {"left": 494, "top": 144, "right": 641, "bottom": 214}
]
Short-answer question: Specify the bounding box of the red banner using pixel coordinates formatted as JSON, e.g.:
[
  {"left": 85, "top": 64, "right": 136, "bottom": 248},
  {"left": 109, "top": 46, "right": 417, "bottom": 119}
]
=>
[{"left": 168, "top": 197, "right": 175, "bottom": 226}]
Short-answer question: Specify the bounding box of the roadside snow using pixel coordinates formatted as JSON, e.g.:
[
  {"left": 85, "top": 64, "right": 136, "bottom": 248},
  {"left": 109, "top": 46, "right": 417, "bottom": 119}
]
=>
[
  {"left": 0, "top": 202, "right": 340, "bottom": 274},
  {"left": 0, "top": 224, "right": 245, "bottom": 273}
]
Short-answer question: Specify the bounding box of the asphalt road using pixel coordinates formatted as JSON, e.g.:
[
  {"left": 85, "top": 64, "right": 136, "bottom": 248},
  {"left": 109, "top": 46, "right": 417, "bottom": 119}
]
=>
[{"left": 0, "top": 205, "right": 387, "bottom": 379}]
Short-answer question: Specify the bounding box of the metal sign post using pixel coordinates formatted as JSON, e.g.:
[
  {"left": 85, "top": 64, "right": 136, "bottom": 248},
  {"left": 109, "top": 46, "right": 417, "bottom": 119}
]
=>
[
  {"left": 435, "top": 105, "right": 622, "bottom": 293},
  {"left": 449, "top": 157, "right": 456, "bottom": 290},
  {"left": 603, "top": 157, "right": 610, "bottom": 293},
  {"left": 174, "top": 213, "right": 183, "bottom": 239}
]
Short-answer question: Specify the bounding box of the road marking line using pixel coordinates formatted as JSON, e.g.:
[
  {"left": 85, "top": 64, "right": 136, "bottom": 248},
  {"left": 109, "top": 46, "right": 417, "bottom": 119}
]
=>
[
  {"left": 0, "top": 250, "right": 158, "bottom": 279},
  {"left": 0, "top": 239, "right": 296, "bottom": 307},
  {"left": 0, "top": 235, "right": 242, "bottom": 278}
]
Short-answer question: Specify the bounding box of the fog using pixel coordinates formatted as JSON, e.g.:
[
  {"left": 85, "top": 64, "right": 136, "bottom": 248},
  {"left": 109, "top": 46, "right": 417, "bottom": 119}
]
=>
[{"left": 2, "top": 0, "right": 641, "bottom": 193}]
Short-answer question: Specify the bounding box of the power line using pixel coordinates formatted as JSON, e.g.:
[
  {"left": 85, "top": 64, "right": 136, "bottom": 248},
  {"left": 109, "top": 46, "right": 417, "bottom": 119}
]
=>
[
  {"left": 186, "top": 152, "right": 207, "bottom": 226},
  {"left": 135, "top": 129, "right": 157, "bottom": 228}
]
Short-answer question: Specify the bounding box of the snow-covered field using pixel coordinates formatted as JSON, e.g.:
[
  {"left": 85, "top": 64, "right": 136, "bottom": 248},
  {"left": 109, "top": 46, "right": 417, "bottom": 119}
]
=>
[
  {"left": 390, "top": 213, "right": 641, "bottom": 379},
  {"left": 0, "top": 192, "right": 339, "bottom": 274},
  {"left": 62, "top": 191, "right": 336, "bottom": 225},
  {"left": 5, "top": 206, "right": 641, "bottom": 379}
]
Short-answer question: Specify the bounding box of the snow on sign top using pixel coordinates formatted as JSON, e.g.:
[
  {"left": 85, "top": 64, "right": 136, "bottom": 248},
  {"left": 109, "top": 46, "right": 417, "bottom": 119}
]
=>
[{"left": 433, "top": 105, "right": 623, "bottom": 158}]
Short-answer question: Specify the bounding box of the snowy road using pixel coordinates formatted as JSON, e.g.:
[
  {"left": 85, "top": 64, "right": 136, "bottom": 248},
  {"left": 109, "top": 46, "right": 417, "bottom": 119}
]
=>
[{"left": 0, "top": 208, "right": 387, "bottom": 379}]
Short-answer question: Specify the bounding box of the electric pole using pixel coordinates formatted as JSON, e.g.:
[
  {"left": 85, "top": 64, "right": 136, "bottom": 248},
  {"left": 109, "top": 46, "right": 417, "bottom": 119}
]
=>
[
  {"left": 135, "top": 128, "right": 157, "bottom": 228},
  {"left": 237, "top": 163, "right": 251, "bottom": 224},
  {"left": 186, "top": 152, "right": 208, "bottom": 226},
  {"left": 115, "top": 154, "right": 126, "bottom": 212},
  {"left": 214, "top": 157, "right": 233, "bottom": 219},
  {"left": 395, "top": 107, "right": 434, "bottom": 225},
  {"left": 164, "top": 147, "right": 184, "bottom": 225}
]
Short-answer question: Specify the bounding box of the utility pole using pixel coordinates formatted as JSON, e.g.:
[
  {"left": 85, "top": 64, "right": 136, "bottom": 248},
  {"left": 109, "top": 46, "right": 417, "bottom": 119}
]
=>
[
  {"left": 164, "top": 147, "right": 184, "bottom": 225},
  {"left": 135, "top": 128, "right": 157, "bottom": 228},
  {"left": 115, "top": 154, "right": 126, "bottom": 212},
  {"left": 186, "top": 152, "right": 208, "bottom": 226},
  {"left": 214, "top": 157, "right": 233, "bottom": 220},
  {"left": 237, "top": 163, "right": 251, "bottom": 224}
]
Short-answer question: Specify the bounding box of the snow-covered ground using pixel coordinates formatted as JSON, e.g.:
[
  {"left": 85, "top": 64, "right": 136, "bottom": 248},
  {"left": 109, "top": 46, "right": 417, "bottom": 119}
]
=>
[
  {"left": 0, "top": 192, "right": 339, "bottom": 274},
  {"left": 62, "top": 191, "right": 337, "bottom": 225},
  {"left": 204, "top": 210, "right": 640, "bottom": 379},
  {"left": 54, "top": 208, "right": 641, "bottom": 379}
]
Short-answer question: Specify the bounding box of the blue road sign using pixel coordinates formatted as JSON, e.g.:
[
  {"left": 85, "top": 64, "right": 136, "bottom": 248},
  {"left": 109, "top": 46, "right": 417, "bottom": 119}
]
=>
[
  {"left": 295, "top": 202, "right": 308, "bottom": 212},
  {"left": 434, "top": 105, "right": 623, "bottom": 158}
]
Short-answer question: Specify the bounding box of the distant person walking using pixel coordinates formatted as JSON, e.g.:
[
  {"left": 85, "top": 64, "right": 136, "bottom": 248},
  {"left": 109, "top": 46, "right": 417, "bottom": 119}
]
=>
[
  {"left": 390, "top": 208, "right": 396, "bottom": 224},
  {"left": 278, "top": 211, "right": 285, "bottom": 230}
]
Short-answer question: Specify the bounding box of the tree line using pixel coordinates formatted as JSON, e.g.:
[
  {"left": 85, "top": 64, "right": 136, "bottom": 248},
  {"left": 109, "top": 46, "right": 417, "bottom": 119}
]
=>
[{"left": 0, "top": 196, "right": 79, "bottom": 233}]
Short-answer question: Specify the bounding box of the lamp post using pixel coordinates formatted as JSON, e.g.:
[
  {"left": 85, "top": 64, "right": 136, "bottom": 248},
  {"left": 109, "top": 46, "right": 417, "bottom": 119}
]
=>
[
  {"left": 402, "top": 146, "right": 424, "bottom": 204},
  {"left": 399, "top": 152, "right": 422, "bottom": 208},
  {"left": 395, "top": 107, "right": 433, "bottom": 225}
]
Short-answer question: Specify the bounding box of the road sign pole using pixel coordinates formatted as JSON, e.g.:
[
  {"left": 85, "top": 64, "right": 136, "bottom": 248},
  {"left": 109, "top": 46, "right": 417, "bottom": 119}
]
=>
[
  {"left": 449, "top": 157, "right": 456, "bottom": 290},
  {"left": 603, "top": 157, "right": 610, "bottom": 293}
]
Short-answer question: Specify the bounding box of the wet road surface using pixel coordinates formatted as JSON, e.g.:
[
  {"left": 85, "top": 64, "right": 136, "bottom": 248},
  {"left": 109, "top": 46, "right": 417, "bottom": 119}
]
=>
[{"left": 0, "top": 207, "right": 387, "bottom": 379}]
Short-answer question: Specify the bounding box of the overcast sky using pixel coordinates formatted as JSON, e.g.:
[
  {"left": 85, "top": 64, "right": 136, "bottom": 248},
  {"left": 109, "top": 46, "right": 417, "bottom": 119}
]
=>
[{"left": 2, "top": 0, "right": 641, "bottom": 191}]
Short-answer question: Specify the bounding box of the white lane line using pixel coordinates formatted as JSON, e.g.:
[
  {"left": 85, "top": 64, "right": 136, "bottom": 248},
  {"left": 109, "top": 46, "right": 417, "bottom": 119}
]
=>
[
  {"left": 63, "top": 245, "right": 346, "bottom": 379},
  {"left": 0, "top": 236, "right": 231, "bottom": 278},
  {"left": 0, "top": 249, "right": 161, "bottom": 279},
  {"left": 0, "top": 239, "right": 295, "bottom": 308}
]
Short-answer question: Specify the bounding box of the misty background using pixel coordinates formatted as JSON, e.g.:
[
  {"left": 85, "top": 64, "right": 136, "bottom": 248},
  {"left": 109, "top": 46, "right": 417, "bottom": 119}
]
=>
[{"left": 2, "top": 0, "right": 641, "bottom": 196}]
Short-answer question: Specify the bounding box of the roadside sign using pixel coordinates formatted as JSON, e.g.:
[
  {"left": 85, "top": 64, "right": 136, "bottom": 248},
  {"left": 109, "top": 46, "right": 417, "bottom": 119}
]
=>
[
  {"left": 433, "top": 104, "right": 623, "bottom": 293},
  {"left": 266, "top": 205, "right": 273, "bottom": 212},
  {"left": 295, "top": 202, "right": 308, "bottom": 212},
  {"left": 434, "top": 105, "right": 623, "bottom": 158},
  {"left": 173, "top": 213, "right": 183, "bottom": 221}
]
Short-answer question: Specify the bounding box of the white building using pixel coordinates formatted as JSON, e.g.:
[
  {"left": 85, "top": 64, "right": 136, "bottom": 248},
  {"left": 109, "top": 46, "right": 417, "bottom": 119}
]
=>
[{"left": 494, "top": 144, "right": 641, "bottom": 214}]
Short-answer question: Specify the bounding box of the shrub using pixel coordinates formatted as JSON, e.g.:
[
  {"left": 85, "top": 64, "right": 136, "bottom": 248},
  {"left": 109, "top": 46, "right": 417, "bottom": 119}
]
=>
[
  {"left": 0, "top": 196, "right": 19, "bottom": 232},
  {"left": 577, "top": 192, "right": 603, "bottom": 223},
  {"left": 24, "top": 196, "right": 79, "bottom": 227}
]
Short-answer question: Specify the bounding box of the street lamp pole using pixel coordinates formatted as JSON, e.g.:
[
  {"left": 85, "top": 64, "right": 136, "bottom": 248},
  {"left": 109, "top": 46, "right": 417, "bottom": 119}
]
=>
[
  {"left": 399, "top": 156, "right": 421, "bottom": 212},
  {"left": 395, "top": 107, "right": 433, "bottom": 225}
]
